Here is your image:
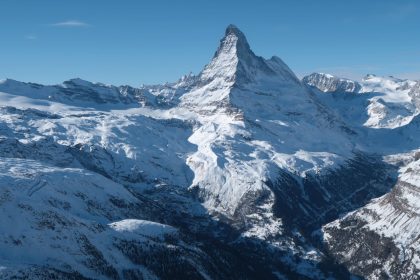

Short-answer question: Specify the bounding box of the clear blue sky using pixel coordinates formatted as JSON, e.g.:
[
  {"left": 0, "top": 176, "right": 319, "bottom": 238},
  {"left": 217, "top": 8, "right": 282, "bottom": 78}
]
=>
[{"left": 1, "top": 0, "right": 419, "bottom": 86}]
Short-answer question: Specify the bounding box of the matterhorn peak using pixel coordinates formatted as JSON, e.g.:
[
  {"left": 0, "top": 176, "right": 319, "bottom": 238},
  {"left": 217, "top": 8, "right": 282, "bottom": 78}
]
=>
[
  {"left": 210, "top": 24, "right": 254, "bottom": 65},
  {"left": 199, "top": 24, "right": 298, "bottom": 85},
  {"left": 225, "top": 24, "right": 242, "bottom": 36},
  {"left": 221, "top": 24, "right": 252, "bottom": 54}
]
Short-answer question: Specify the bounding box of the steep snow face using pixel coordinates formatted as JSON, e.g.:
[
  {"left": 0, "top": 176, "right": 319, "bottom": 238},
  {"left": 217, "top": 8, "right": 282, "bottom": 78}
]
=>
[
  {"left": 180, "top": 25, "right": 356, "bottom": 216},
  {"left": 199, "top": 25, "right": 244, "bottom": 85},
  {"left": 303, "top": 73, "right": 419, "bottom": 128},
  {"left": 303, "top": 73, "right": 361, "bottom": 93},
  {"left": 200, "top": 24, "right": 299, "bottom": 86},
  {"left": 323, "top": 152, "right": 420, "bottom": 279},
  {"left": 182, "top": 25, "right": 301, "bottom": 113}
]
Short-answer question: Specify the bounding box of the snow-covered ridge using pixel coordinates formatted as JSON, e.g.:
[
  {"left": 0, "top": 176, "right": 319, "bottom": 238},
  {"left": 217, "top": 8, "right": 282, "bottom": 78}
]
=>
[
  {"left": 361, "top": 74, "right": 417, "bottom": 102},
  {"left": 323, "top": 152, "right": 420, "bottom": 279},
  {"left": 0, "top": 76, "right": 195, "bottom": 110},
  {"left": 303, "top": 72, "right": 419, "bottom": 128},
  {"left": 303, "top": 72, "right": 418, "bottom": 100},
  {"left": 178, "top": 25, "right": 362, "bottom": 216},
  {"left": 0, "top": 78, "right": 142, "bottom": 108},
  {"left": 303, "top": 72, "right": 361, "bottom": 93}
]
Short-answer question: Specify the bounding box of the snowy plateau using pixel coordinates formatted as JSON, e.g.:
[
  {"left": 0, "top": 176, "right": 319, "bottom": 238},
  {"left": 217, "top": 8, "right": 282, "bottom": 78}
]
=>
[{"left": 0, "top": 25, "right": 419, "bottom": 279}]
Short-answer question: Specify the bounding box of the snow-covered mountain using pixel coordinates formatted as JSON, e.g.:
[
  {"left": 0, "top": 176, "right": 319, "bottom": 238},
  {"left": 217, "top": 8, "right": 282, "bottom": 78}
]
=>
[
  {"left": 0, "top": 25, "right": 419, "bottom": 279},
  {"left": 302, "top": 72, "right": 362, "bottom": 93},
  {"left": 323, "top": 150, "right": 420, "bottom": 279},
  {"left": 303, "top": 72, "right": 420, "bottom": 279},
  {"left": 304, "top": 72, "right": 418, "bottom": 128}
]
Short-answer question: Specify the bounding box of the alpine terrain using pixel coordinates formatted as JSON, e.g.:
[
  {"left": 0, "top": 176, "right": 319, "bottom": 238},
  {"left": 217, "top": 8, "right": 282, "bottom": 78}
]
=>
[{"left": 0, "top": 25, "right": 419, "bottom": 279}]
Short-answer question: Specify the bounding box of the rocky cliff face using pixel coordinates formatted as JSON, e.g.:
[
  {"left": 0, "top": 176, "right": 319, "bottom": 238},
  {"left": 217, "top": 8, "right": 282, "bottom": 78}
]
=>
[
  {"left": 323, "top": 152, "right": 420, "bottom": 280},
  {"left": 303, "top": 72, "right": 362, "bottom": 93}
]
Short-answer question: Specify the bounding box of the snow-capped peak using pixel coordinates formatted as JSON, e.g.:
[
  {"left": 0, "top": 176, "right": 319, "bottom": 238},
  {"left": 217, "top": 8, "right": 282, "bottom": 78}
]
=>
[
  {"left": 207, "top": 24, "right": 253, "bottom": 66},
  {"left": 199, "top": 24, "right": 252, "bottom": 84},
  {"left": 199, "top": 25, "right": 299, "bottom": 86}
]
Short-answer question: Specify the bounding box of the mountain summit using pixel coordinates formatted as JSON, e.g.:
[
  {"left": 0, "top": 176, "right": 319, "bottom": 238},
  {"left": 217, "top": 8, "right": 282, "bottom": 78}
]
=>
[
  {"left": 222, "top": 24, "right": 252, "bottom": 55},
  {"left": 200, "top": 25, "right": 298, "bottom": 85},
  {"left": 182, "top": 24, "right": 305, "bottom": 118},
  {"left": 225, "top": 24, "right": 245, "bottom": 37}
]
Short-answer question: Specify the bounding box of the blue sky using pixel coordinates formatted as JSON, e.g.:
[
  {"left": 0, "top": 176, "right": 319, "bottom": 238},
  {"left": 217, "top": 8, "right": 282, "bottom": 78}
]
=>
[{"left": 1, "top": 0, "right": 419, "bottom": 86}]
